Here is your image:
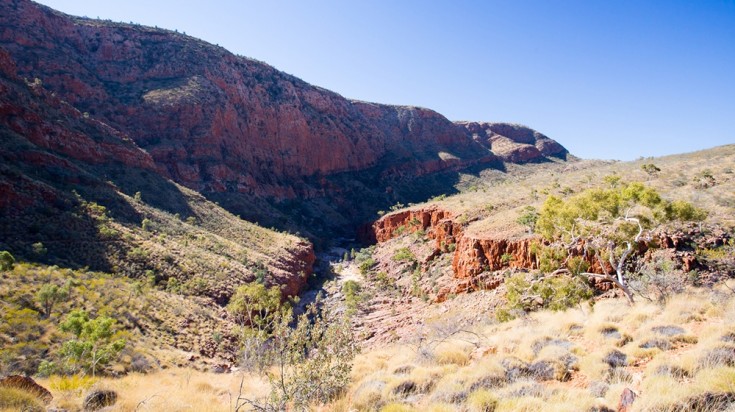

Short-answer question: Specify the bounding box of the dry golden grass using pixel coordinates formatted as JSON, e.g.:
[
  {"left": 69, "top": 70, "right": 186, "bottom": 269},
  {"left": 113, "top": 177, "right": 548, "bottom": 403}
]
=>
[
  {"left": 9, "top": 269, "right": 731, "bottom": 412},
  {"left": 39, "top": 368, "right": 268, "bottom": 412},
  {"left": 432, "top": 344, "right": 471, "bottom": 366},
  {"left": 0, "top": 387, "right": 45, "bottom": 412},
  {"left": 333, "top": 287, "right": 735, "bottom": 411}
]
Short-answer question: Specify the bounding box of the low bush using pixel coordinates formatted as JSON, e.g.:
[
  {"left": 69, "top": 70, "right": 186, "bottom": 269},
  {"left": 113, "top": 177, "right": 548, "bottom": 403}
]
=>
[{"left": 497, "top": 273, "right": 593, "bottom": 321}]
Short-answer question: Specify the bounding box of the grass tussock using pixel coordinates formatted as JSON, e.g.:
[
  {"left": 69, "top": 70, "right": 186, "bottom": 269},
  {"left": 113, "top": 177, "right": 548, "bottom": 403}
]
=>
[
  {"left": 335, "top": 288, "right": 735, "bottom": 411},
  {"left": 0, "top": 387, "right": 45, "bottom": 412},
  {"left": 38, "top": 368, "right": 268, "bottom": 412}
]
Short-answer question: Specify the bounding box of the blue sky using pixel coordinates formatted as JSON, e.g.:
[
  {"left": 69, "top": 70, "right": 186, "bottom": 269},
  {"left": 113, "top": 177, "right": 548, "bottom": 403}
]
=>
[{"left": 37, "top": 0, "right": 735, "bottom": 160}]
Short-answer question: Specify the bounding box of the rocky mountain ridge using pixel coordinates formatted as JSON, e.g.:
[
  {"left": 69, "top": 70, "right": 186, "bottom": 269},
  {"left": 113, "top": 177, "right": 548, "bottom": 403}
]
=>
[{"left": 0, "top": 0, "right": 568, "bottom": 238}]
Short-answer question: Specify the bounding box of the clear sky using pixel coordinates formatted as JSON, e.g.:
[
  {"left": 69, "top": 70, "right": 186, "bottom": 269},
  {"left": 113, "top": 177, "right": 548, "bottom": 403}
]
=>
[{"left": 36, "top": 0, "right": 735, "bottom": 160}]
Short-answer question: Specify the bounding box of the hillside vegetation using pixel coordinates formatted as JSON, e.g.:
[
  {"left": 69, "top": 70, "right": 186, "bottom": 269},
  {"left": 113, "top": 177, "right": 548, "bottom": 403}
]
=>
[
  {"left": 2, "top": 146, "right": 733, "bottom": 411},
  {"left": 8, "top": 284, "right": 733, "bottom": 411},
  {"left": 426, "top": 144, "right": 734, "bottom": 236},
  {"left": 0, "top": 262, "right": 239, "bottom": 377}
]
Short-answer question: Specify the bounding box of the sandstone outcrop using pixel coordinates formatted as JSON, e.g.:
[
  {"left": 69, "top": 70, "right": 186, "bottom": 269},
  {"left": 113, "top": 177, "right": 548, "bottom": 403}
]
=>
[
  {"left": 370, "top": 208, "right": 724, "bottom": 300},
  {"left": 452, "top": 236, "right": 537, "bottom": 278},
  {"left": 271, "top": 239, "right": 316, "bottom": 299},
  {"left": 371, "top": 207, "right": 458, "bottom": 245}
]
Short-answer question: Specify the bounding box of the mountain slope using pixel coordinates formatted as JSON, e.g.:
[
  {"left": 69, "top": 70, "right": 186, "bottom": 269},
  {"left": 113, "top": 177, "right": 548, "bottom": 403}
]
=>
[
  {"left": 0, "top": 45, "right": 314, "bottom": 302},
  {"left": 0, "top": 0, "right": 568, "bottom": 238}
]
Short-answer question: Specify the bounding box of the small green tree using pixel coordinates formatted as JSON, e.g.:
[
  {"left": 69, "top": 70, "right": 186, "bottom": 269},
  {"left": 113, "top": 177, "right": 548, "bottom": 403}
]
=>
[
  {"left": 31, "top": 242, "right": 46, "bottom": 256},
  {"left": 234, "top": 295, "right": 358, "bottom": 411},
  {"left": 342, "top": 280, "right": 362, "bottom": 315},
  {"left": 516, "top": 206, "right": 539, "bottom": 234},
  {"left": 59, "top": 310, "right": 126, "bottom": 377},
  {"left": 358, "top": 258, "right": 376, "bottom": 276},
  {"left": 227, "top": 282, "right": 287, "bottom": 335},
  {"left": 535, "top": 182, "right": 706, "bottom": 304},
  {"left": 0, "top": 251, "right": 14, "bottom": 271},
  {"left": 36, "top": 284, "right": 69, "bottom": 318}
]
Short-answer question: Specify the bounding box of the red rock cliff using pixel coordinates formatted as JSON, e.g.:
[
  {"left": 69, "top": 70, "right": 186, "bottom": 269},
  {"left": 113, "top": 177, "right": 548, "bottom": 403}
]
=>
[
  {"left": 371, "top": 208, "right": 721, "bottom": 301},
  {"left": 371, "top": 207, "right": 539, "bottom": 279},
  {"left": 0, "top": 0, "right": 567, "bottom": 201},
  {"left": 0, "top": 46, "right": 156, "bottom": 174},
  {"left": 0, "top": 44, "right": 315, "bottom": 300},
  {"left": 0, "top": 0, "right": 497, "bottom": 198},
  {"left": 451, "top": 236, "right": 538, "bottom": 279}
]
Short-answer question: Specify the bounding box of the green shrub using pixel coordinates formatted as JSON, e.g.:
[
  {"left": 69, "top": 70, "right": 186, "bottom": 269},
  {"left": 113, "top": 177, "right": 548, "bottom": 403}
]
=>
[
  {"left": 0, "top": 250, "right": 14, "bottom": 270},
  {"left": 0, "top": 308, "right": 43, "bottom": 338},
  {"left": 97, "top": 225, "right": 119, "bottom": 239},
  {"left": 374, "top": 271, "right": 394, "bottom": 290},
  {"left": 183, "top": 277, "right": 210, "bottom": 295},
  {"left": 227, "top": 282, "right": 288, "bottom": 333},
  {"left": 234, "top": 296, "right": 357, "bottom": 410},
  {"left": 36, "top": 360, "right": 56, "bottom": 377},
  {"left": 497, "top": 273, "right": 593, "bottom": 322},
  {"left": 565, "top": 256, "right": 590, "bottom": 276},
  {"left": 628, "top": 256, "right": 684, "bottom": 304},
  {"left": 126, "top": 247, "right": 149, "bottom": 261},
  {"left": 343, "top": 280, "right": 362, "bottom": 314},
  {"left": 517, "top": 206, "right": 539, "bottom": 234},
  {"left": 501, "top": 253, "right": 514, "bottom": 265},
  {"left": 693, "top": 169, "right": 716, "bottom": 188},
  {"left": 59, "top": 310, "right": 126, "bottom": 377},
  {"left": 31, "top": 242, "right": 46, "bottom": 256},
  {"left": 165, "top": 277, "right": 183, "bottom": 293},
  {"left": 641, "top": 163, "right": 661, "bottom": 176},
  {"left": 359, "top": 258, "right": 376, "bottom": 275},
  {"left": 393, "top": 248, "right": 415, "bottom": 262},
  {"left": 537, "top": 246, "right": 567, "bottom": 273}
]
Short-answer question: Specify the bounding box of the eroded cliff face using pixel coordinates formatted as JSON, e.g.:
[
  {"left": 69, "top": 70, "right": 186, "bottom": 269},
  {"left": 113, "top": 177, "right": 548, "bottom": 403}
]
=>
[
  {"left": 0, "top": 48, "right": 156, "bottom": 173},
  {"left": 270, "top": 240, "right": 316, "bottom": 300},
  {"left": 369, "top": 207, "right": 726, "bottom": 301},
  {"left": 371, "top": 207, "right": 457, "bottom": 244},
  {"left": 0, "top": 0, "right": 502, "bottom": 200},
  {"left": 451, "top": 236, "right": 537, "bottom": 278},
  {"left": 370, "top": 207, "right": 537, "bottom": 277},
  {"left": 0, "top": 0, "right": 569, "bottom": 209},
  {"left": 0, "top": 0, "right": 574, "bottom": 300}
]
